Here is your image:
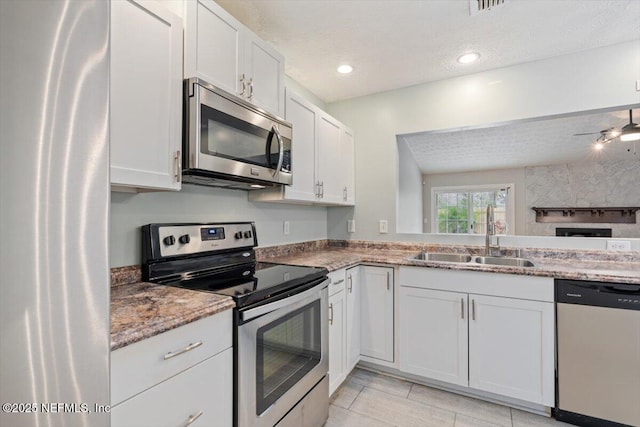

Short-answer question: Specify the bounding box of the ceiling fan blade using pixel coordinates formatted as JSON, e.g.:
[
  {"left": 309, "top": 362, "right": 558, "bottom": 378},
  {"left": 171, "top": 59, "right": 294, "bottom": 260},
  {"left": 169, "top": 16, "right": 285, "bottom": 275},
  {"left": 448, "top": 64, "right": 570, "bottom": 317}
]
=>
[{"left": 573, "top": 132, "right": 602, "bottom": 136}]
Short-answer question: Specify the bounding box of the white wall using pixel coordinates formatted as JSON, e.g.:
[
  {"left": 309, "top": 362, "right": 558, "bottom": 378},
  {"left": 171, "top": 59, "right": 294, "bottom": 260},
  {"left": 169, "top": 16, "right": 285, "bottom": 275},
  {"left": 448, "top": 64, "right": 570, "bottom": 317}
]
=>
[
  {"left": 326, "top": 40, "right": 640, "bottom": 246},
  {"left": 111, "top": 185, "right": 328, "bottom": 267},
  {"left": 423, "top": 167, "right": 526, "bottom": 235},
  {"left": 397, "top": 139, "right": 423, "bottom": 233}
]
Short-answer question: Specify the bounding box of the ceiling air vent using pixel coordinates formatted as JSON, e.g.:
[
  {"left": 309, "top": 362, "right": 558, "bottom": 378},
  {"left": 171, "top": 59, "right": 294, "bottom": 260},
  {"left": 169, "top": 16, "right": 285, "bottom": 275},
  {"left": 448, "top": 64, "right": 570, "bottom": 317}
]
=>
[{"left": 470, "top": 0, "right": 505, "bottom": 15}]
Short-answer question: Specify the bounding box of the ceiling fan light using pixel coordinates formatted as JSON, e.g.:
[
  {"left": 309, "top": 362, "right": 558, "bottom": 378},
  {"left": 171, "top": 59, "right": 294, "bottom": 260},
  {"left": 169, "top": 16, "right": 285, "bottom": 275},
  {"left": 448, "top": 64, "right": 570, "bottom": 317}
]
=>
[
  {"left": 620, "top": 124, "right": 640, "bottom": 141},
  {"left": 620, "top": 109, "right": 640, "bottom": 141}
]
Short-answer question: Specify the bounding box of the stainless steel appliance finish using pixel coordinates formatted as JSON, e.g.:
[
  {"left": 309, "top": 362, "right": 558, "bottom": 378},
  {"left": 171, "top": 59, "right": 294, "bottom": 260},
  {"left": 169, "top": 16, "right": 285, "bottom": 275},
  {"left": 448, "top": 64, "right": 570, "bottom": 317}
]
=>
[
  {"left": 555, "top": 279, "right": 640, "bottom": 427},
  {"left": 183, "top": 78, "right": 293, "bottom": 190},
  {"left": 141, "top": 222, "right": 329, "bottom": 427},
  {"left": 238, "top": 279, "right": 328, "bottom": 427},
  {"left": 0, "top": 1, "right": 110, "bottom": 426}
]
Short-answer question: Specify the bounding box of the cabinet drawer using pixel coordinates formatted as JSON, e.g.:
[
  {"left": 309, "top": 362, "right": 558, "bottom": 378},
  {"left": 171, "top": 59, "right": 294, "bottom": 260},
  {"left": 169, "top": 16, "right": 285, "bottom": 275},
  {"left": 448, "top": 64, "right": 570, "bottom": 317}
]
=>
[
  {"left": 399, "top": 267, "right": 553, "bottom": 302},
  {"left": 112, "top": 348, "right": 233, "bottom": 427},
  {"left": 112, "top": 310, "right": 232, "bottom": 405},
  {"left": 328, "top": 269, "right": 346, "bottom": 296}
]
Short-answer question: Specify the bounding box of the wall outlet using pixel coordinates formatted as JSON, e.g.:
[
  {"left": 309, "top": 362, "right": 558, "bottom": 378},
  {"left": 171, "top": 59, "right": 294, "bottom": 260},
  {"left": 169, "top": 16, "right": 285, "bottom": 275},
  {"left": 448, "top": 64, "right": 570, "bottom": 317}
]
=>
[
  {"left": 347, "top": 219, "right": 356, "bottom": 233},
  {"left": 636, "top": 79, "right": 640, "bottom": 91},
  {"left": 283, "top": 221, "right": 290, "bottom": 235},
  {"left": 379, "top": 220, "right": 388, "bottom": 234},
  {"left": 606, "top": 240, "right": 631, "bottom": 251}
]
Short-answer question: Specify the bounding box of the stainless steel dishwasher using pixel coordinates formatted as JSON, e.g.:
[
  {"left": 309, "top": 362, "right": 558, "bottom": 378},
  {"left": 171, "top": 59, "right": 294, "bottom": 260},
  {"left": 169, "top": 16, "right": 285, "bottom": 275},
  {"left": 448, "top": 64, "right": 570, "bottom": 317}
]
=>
[{"left": 555, "top": 279, "right": 640, "bottom": 427}]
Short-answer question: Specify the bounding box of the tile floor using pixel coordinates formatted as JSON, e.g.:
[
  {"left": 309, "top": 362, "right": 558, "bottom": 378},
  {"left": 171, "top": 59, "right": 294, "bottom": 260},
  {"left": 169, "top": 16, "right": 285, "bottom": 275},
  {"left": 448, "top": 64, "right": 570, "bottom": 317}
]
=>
[{"left": 325, "top": 368, "right": 572, "bottom": 427}]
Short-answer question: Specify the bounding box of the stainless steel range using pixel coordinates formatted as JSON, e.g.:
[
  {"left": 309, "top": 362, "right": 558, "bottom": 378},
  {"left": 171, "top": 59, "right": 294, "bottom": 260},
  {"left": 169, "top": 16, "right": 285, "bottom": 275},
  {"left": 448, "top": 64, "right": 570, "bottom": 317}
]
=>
[{"left": 141, "top": 222, "right": 329, "bottom": 427}]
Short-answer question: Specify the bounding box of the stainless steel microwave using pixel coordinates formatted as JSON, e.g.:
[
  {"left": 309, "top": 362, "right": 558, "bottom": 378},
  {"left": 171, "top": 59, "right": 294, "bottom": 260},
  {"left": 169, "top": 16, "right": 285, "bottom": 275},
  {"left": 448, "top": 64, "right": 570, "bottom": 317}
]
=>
[{"left": 183, "top": 78, "right": 292, "bottom": 190}]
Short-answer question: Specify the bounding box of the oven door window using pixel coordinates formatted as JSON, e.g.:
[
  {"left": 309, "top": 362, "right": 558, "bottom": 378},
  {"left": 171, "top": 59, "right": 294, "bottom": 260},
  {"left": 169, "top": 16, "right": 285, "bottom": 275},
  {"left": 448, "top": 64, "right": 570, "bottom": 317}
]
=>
[
  {"left": 256, "top": 300, "right": 321, "bottom": 415},
  {"left": 200, "top": 105, "right": 291, "bottom": 172}
]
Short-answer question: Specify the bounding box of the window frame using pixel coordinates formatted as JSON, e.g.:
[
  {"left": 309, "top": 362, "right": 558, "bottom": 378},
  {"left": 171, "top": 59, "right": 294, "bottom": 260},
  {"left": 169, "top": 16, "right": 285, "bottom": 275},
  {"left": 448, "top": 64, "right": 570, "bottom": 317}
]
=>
[{"left": 430, "top": 183, "right": 515, "bottom": 235}]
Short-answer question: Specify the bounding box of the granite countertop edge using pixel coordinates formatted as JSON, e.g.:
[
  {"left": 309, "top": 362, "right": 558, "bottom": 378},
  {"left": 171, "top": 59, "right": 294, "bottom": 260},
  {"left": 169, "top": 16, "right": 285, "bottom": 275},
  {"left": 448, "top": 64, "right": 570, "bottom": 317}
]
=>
[
  {"left": 110, "top": 246, "right": 639, "bottom": 351},
  {"left": 263, "top": 248, "right": 640, "bottom": 285},
  {"left": 110, "top": 282, "right": 235, "bottom": 351}
]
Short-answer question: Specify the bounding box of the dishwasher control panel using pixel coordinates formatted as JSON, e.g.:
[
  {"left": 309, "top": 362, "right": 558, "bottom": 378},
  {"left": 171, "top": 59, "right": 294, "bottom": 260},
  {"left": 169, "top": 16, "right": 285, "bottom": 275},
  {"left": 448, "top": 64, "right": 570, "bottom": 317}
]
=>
[{"left": 556, "top": 279, "right": 640, "bottom": 310}]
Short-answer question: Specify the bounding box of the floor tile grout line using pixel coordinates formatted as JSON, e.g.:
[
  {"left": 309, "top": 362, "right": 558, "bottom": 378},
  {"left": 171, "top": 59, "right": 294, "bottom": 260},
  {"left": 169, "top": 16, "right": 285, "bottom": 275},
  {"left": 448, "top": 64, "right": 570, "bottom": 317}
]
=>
[{"left": 347, "top": 384, "right": 365, "bottom": 410}]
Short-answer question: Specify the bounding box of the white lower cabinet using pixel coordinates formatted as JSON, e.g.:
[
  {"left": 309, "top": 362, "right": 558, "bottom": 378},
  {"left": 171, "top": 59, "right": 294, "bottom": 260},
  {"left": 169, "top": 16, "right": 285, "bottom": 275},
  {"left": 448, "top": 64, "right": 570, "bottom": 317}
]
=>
[
  {"left": 399, "top": 287, "right": 468, "bottom": 387},
  {"left": 111, "top": 311, "right": 233, "bottom": 427},
  {"left": 345, "top": 266, "right": 361, "bottom": 372},
  {"left": 398, "top": 267, "right": 554, "bottom": 406},
  {"left": 468, "top": 294, "right": 554, "bottom": 405},
  {"left": 111, "top": 348, "right": 232, "bottom": 427},
  {"left": 327, "top": 267, "right": 361, "bottom": 395},
  {"left": 328, "top": 283, "right": 347, "bottom": 395},
  {"left": 360, "top": 266, "right": 394, "bottom": 363}
]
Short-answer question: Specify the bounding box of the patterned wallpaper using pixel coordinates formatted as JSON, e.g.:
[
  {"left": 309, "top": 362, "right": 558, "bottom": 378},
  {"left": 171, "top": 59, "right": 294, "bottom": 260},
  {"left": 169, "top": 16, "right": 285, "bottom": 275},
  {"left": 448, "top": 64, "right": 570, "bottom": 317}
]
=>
[{"left": 525, "top": 158, "right": 640, "bottom": 237}]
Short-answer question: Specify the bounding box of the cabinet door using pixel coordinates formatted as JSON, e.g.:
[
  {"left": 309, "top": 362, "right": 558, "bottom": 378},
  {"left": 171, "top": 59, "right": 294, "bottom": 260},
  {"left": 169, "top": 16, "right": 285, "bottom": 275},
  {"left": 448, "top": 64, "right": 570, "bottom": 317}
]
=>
[
  {"left": 244, "top": 30, "right": 285, "bottom": 117},
  {"left": 111, "top": 348, "right": 233, "bottom": 427},
  {"left": 328, "top": 290, "right": 346, "bottom": 396},
  {"left": 468, "top": 294, "right": 554, "bottom": 406},
  {"left": 341, "top": 127, "right": 356, "bottom": 205},
  {"left": 360, "top": 266, "right": 394, "bottom": 362},
  {"left": 283, "top": 89, "right": 318, "bottom": 202},
  {"left": 399, "top": 287, "right": 469, "bottom": 387},
  {"left": 110, "top": 0, "right": 182, "bottom": 191},
  {"left": 186, "top": 0, "right": 244, "bottom": 96},
  {"left": 345, "top": 266, "right": 361, "bottom": 371},
  {"left": 317, "top": 113, "right": 344, "bottom": 204}
]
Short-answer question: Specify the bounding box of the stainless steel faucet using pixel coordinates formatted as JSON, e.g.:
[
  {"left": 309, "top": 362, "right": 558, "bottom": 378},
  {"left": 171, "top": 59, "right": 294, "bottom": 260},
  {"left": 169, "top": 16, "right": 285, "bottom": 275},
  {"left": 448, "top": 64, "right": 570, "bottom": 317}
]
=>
[{"left": 485, "top": 204, "right": 501, "bottom": 256}]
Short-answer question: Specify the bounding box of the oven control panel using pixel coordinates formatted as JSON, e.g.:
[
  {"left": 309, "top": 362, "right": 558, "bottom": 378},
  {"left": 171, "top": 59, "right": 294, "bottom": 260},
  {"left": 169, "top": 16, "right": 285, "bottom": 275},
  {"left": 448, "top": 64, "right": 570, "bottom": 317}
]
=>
[{"left": 143, "top": 222, "right": 257, "bottom": 259}]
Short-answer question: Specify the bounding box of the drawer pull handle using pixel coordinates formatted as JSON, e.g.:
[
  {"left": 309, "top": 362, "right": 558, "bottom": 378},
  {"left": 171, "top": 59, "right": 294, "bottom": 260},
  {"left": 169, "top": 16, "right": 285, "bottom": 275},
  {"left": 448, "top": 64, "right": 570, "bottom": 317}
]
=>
[
  {"left": 186, "top": 410, "right": 204, "bottom": 425},
  {"left": 333, "top": 279, "right": 344, "bottom": 285},
  {"left": 163, "top": 341, "right": 203, "bottom": 360}
]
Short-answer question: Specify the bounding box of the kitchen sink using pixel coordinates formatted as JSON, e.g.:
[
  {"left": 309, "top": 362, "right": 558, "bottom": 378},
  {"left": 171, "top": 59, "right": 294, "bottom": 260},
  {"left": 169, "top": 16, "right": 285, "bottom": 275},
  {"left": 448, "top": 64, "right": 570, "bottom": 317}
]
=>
[
  {"left": 413, "top": 252, "right": 473, "bottom": 263},
  {"left": 473, "top": 256, "right": 535, "bottom": 267}
]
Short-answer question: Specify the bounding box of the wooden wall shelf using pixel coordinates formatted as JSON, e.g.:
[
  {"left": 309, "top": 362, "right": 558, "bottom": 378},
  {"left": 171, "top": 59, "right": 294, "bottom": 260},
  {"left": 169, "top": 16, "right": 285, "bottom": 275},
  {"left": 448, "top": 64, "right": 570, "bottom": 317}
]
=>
[{"left": 532, "top": 207, "right": 639, "bottom": 224}]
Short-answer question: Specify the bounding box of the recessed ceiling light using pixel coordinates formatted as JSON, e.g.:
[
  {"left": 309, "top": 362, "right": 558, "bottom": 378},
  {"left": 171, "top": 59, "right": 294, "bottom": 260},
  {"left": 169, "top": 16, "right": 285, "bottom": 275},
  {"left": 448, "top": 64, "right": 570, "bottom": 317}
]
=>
[
  {"left": 457, "top": 52, "right": 480, "bottom": 64},
  {"left": 337, "top": 64, "right": 353, "bottom": 74}
]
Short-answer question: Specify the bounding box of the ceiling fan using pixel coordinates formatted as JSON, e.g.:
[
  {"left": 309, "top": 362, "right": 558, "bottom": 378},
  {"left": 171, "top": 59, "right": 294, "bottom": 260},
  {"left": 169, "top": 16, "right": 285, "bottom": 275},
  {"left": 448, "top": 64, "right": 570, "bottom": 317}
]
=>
[
  {"left": 573, "top": 128, "right": 620, "bottom": 146},
  {"left": 573, "top": 109, "right": 640, "bottom": 149}
]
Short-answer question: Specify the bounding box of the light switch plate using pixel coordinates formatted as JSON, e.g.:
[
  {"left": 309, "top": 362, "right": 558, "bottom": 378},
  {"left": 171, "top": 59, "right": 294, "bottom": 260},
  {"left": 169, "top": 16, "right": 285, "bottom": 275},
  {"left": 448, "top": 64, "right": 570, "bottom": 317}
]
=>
[
  {"left": 379, "top": 220, "right": 388, "bottom": 233},
  {"left": 283, "top": 221, "right": 290, "bottom": 235},
  {"left": 347, "top": 219, "right": 356, "bottom": 233},
  {"left": 606, "top": 240, "right": 631, "bottom": 251}
]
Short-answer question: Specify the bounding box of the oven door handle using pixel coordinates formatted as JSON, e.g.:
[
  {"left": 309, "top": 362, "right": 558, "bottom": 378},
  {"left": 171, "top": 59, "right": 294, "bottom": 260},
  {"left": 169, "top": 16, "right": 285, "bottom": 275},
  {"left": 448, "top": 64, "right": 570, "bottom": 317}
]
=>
[{"left": 241, "top": 279, "right": 328, "bottom": 322}]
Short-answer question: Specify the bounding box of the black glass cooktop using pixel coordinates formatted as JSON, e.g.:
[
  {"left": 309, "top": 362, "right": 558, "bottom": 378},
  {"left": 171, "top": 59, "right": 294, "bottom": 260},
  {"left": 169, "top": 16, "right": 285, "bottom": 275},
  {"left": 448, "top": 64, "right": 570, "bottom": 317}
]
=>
[{"left": 162, "top": 262, "right": 328, "bottom": 308}]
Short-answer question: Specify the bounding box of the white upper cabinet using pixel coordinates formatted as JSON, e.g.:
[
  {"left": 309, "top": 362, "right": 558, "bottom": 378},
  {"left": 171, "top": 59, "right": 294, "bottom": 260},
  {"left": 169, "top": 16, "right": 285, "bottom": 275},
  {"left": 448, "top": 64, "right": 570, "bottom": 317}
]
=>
[
  {"left": 341, "top": 126, "right": 356, "bottom": 205},
  {"left": 187, "top": 0, "right": 243, "bottom": 96},
  {"left": 317, "top": 112, "right": 343, "bottom": 204},
  {"left": 110, "top": 0, "right": 183, "bottom": 192},
  {"left": 278, "top": 90, "right": 318, "bottom": 202},
  {"left": 185, "top": 0, "right": 285, "bottom": 117},
  {"left": 250, "top": 88, "right": 355, "bottom": 206}
]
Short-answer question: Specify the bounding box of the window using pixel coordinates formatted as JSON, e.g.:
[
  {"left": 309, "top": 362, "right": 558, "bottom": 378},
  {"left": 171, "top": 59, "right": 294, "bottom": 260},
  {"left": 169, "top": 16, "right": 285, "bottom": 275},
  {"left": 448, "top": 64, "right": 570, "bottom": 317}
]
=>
[{"left": 432, "top": 185, "right": 513, "bottom": 234}]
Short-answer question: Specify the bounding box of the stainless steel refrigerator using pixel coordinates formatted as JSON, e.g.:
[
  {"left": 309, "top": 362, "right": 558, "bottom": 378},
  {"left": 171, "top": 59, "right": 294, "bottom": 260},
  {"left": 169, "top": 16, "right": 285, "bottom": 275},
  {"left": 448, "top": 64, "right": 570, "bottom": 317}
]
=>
[{"left": 0, "top": 1, "right": 110, "bottom": 426}]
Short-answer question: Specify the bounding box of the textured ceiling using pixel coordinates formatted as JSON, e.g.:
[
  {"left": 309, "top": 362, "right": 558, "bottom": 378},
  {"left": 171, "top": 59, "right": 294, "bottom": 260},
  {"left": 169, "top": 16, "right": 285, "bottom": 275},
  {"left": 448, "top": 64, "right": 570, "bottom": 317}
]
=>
[
  {"left": 216, "top": 0, "right": 640, "bottom": 102},
  {"left": 399, "top": 108, "right": 640, "bottom": 174}
]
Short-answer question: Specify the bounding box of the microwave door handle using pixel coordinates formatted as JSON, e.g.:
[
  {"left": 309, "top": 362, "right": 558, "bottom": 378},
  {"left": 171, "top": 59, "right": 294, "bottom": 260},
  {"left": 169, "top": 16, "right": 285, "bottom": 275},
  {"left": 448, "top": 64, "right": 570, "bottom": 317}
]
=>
[{"left": 272, "top": 124, "right": 284, "bottom": 178}]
